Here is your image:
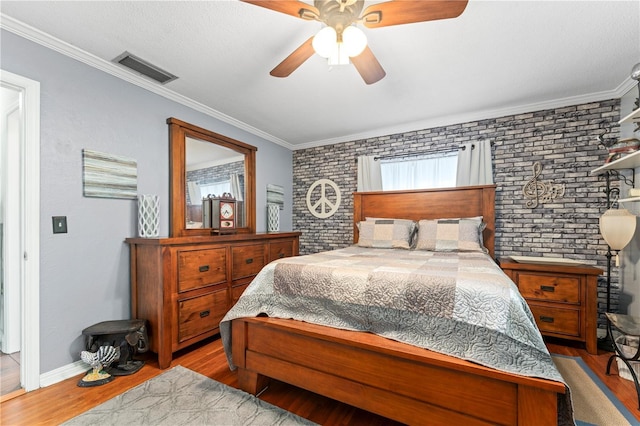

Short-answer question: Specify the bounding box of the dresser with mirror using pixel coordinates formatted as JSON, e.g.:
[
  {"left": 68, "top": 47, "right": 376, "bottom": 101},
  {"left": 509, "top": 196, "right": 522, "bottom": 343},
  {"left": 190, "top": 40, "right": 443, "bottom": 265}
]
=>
[{"left": 126, "top": 118, "right": 300, "bottom": 368}]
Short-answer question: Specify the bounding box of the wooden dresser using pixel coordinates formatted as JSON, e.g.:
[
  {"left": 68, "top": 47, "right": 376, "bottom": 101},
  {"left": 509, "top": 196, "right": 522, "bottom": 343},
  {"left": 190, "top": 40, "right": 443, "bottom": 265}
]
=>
[
  {"left": 500, "top": 257, "right": 602, "bottom": 355},
  {"left": 126, "top": 232, "right": 300, "bottom": 368}
]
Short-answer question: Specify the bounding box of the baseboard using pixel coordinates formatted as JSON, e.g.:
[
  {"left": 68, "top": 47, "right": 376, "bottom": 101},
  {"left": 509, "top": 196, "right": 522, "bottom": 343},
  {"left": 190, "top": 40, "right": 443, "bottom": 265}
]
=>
[{"left": 39, "top": 360, "right": 87, "bottom": 388}]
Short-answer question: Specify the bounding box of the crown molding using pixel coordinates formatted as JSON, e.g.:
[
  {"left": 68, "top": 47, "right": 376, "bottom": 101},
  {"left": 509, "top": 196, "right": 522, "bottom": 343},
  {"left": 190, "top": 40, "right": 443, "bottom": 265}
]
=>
[
  {"left": 294, "top": 78, "right": 636, "bottom": 150},
  {"left": 0, "top": 14, "right": 293, "bottom": 150},
  {"left": 2, "top": 14, "right": 633, "bottom": 152}
]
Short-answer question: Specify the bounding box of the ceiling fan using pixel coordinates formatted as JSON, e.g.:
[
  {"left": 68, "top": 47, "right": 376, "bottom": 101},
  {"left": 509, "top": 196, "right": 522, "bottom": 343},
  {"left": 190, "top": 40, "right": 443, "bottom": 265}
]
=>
[{"left": 241, "top": 0, "right": 469, "bottom": 84}]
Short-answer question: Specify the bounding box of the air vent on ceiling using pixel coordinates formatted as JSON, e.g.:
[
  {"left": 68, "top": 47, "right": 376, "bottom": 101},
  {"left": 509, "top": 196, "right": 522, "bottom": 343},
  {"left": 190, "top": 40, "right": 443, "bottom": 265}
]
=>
[{"left": 113, "top": 51, "right": 177, "bottom": 84}]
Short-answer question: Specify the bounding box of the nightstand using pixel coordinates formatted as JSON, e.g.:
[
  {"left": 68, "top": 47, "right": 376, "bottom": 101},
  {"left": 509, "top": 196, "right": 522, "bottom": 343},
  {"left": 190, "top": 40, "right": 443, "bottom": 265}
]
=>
[{"left": 500, "top": 257, "right": 602, "bottom": 355}]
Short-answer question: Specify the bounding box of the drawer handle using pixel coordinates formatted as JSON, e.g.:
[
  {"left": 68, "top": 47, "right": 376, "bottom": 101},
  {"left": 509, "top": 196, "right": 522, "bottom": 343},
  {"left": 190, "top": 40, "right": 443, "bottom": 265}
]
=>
[
  {"left": 540, "top": 285, "right": 555, "bottom": 292},
  {"left": 246, "top": 258, "right": 253, "bottom": 264},
  {"left": 199, "top": 310, "right": 210, "bottom": 318},
  {"left": 199, "top": 265, "right": 210, "bottom": 272},
  {"left": 540, "top": 316, "right": 554, "bottom": 323}
]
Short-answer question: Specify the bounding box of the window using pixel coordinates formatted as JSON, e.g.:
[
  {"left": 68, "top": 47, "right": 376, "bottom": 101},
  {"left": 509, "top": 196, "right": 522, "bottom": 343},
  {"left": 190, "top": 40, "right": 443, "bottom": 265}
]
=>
[
  {"left": 199, "top": 180, "right": 231, "bottom": 198},
  {"left": 381, "top": 153, "right": 458, "bottom": 190}
]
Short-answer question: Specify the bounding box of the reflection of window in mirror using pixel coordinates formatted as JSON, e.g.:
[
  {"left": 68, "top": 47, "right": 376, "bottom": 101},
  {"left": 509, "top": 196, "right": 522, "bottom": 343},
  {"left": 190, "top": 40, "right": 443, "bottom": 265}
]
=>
[
  {"left": 381, "top": 152, "right": 458, "bottom": 190},
  {"left": 185, "top": 137, "right": 246, "bottom": 229}
]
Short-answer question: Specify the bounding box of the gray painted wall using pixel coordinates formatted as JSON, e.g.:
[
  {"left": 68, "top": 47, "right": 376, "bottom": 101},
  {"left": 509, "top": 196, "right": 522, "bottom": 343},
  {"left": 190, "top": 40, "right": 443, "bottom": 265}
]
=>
[{"left": 1, "top": 29, "right": 293, "bottom": 374}]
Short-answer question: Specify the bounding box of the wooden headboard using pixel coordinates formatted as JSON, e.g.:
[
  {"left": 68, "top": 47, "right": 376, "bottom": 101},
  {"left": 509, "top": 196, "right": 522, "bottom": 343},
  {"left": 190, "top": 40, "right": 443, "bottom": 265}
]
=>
[{"left": 353, "top": 185, "right": 496, "bottom": 258}]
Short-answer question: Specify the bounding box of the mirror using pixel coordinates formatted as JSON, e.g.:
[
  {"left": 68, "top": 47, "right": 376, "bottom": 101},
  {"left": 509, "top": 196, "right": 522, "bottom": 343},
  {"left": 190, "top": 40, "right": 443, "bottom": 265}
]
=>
[
  {"left": 185, "top": 137, "right": 246, "bottom": 230},
  {"left": 168, "top": 117, "right": 256, "bottom": 237}
]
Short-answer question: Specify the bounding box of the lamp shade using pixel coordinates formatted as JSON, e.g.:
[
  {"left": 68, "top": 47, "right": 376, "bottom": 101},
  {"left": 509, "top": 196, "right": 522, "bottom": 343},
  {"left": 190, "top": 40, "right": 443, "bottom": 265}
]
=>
[
  {"left": 312, "top": 26, "right": 337, "bottom": 58},
  {"left": 599, "top": 208, "right": 637, "bottom": 250},
  {"left": 342, "top": 26, "right": 367, "bottom": 57}
]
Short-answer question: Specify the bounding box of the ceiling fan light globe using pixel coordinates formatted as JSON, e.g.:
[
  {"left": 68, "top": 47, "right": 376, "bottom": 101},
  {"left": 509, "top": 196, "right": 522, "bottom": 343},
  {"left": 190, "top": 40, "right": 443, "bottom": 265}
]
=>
[
  {"left": 312, "top": 26, "right": 337, "bottom": 58},
  {"left": 342, "top": 26, "right": 367, "bottom": 57}
]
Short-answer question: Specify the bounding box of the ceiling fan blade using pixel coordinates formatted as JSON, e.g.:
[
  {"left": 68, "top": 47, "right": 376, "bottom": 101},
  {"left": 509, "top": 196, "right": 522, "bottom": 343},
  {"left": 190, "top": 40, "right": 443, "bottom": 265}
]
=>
[
  {"left": 351, "top": 46, "right": 386, "bottom": 85},
  {"left": 241, "top": 1, "right": 320, "bottom": 20},
  {"left": 270, "top": 37, "right": 316, "bottom": 78},
  {"left": 361, "top": 0, "right": 469, "bottom": 29}
]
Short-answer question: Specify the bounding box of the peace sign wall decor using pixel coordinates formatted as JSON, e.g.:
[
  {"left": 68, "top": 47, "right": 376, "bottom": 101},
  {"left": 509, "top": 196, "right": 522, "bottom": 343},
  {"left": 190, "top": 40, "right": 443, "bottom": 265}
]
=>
[{"left": 306, "top": 179, "right": 341, "bottom": 218}]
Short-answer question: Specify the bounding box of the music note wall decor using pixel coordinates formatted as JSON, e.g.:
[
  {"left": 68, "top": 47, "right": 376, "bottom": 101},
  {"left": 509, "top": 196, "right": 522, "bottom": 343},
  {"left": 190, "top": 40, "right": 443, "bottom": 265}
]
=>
[{"left": 522, "top": 162, "right": 565, "bottom": 208}]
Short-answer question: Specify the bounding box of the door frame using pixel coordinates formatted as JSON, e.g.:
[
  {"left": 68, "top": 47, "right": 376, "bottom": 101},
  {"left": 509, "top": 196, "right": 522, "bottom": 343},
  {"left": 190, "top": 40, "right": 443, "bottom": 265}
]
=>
[
  {"left": 2, "top": 93, "right": 21, "bottom": 354},
  {"left": 1, "top": 69, "right": 40, "bottom": 392}
]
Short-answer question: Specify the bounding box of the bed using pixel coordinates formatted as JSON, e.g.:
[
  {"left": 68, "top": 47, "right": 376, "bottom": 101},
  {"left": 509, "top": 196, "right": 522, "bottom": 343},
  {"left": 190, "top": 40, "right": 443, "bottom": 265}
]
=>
[{"left": 220, "top": 185, "right": 571, "bottom": 425}]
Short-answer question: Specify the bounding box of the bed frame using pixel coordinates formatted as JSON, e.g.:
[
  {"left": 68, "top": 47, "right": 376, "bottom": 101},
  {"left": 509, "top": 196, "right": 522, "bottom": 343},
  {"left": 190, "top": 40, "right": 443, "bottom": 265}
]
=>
[{"left": 231, "top": 185, "right": 566, "bottom": 425}]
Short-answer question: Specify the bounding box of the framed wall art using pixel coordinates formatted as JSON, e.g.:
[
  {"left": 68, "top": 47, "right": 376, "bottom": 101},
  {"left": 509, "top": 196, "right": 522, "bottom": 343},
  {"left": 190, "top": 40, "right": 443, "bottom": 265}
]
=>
[{"left": 82, "top": 149, "right": 137, "bottom": 199}]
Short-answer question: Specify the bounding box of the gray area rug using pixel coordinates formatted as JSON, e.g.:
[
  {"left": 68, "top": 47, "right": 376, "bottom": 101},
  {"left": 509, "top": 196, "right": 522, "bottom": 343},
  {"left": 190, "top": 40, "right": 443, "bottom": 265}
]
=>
[
  {"left": 552, "top": 355, "right": 637, "bottom": 426},
  {"left": 64, "top": 357, "right": 638, "bottom": 425},
  {"left": 63, "top": 365, "right": 317, "bottom": 425}
]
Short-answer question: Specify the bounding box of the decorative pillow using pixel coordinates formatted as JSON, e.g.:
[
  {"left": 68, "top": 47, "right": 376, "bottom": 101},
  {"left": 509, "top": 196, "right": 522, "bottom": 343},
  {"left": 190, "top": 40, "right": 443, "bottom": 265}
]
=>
[
  {"left": 415, "top": 217, "right": 487, "bottom": 252},
  {"left": 357, "top": 219, "right": 416, "bottom": 249}
]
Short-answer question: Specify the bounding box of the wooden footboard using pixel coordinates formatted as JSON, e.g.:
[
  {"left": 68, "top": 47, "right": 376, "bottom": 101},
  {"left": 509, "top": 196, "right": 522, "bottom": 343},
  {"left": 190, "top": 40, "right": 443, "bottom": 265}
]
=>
[{"left": 232, "top": 317, "right": 565, "bottom": 425}]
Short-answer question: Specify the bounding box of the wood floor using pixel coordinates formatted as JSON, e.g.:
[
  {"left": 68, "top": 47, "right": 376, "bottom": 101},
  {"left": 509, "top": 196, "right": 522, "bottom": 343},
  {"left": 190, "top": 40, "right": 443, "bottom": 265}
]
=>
[
  {"left": 0, "top": 352, "right": 21, "bottom": 397},
  {"left": 1, "top": 335, "right": 639, "bottom": 425}
]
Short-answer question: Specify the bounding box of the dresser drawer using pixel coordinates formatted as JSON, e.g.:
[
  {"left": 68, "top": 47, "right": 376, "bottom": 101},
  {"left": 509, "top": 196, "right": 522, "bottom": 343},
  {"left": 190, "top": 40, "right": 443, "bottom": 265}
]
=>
[
  {"left": 177, "top": 248, "right": 227, "bottom": 292},
  {"left": 232, "top": 244, "right": 266, "bottom": 280},
  {"left": 232, "top": 283, "right": 250, "bottom": 305},
  {"left": 270, "top": 240, "right": 294, "bottom": 261},
  {"left": 528, "top": 305, "right": 580, "bottom": 337},
  {"left": 517, "top": 273, "right": 579, "bottom": 304},
  {"left": 178, "top": 289, "right": 228, "bottom": 343}
]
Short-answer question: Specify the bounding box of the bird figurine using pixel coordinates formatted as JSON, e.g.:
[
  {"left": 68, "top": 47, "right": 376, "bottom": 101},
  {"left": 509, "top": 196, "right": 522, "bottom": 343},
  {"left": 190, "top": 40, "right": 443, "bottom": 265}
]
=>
[{"left": 78, "top": 345, "right": 120, "bottom": 386}]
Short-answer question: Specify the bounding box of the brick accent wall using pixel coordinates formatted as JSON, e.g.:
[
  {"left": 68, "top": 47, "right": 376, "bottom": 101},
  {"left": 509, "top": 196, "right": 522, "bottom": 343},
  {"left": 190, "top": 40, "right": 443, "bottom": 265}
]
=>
[
  {"left": 293, "top": 99, "right": 621, "bottom": 328},
  {"left": 186, "top": 160, "right": 244, "bottom": 204}
]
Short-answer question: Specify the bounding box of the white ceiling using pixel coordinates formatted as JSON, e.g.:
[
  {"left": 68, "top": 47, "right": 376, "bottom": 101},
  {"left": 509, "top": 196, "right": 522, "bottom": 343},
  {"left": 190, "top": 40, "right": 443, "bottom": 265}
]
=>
[{"left": 1, "top": 1, "right": 639, "bottom": 150}]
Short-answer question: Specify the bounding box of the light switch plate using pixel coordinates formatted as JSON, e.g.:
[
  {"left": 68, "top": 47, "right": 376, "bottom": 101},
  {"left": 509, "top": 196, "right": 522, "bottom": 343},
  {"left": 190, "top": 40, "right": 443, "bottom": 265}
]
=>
[{"left": 52, "top": 216, "right": 67, "bottom": 234}]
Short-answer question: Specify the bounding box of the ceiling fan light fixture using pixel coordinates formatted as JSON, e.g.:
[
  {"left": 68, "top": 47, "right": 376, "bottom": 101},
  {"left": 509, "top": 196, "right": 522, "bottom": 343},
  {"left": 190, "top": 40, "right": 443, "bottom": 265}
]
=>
[
  {"left": 313, "top": 25, "right": 367, "bottom": 66},
  {"left": 243, "top": 0, "right": 469, "bottom": 83}
]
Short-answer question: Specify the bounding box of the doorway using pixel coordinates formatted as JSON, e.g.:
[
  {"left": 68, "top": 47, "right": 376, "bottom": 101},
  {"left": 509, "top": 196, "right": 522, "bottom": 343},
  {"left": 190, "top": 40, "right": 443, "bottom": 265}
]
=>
[
  {"left": 1, "top": 84, "right": 21, "bottom": 396},
  {"left": 0, "top": 70, "right": 40, "bottom": 398}
]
